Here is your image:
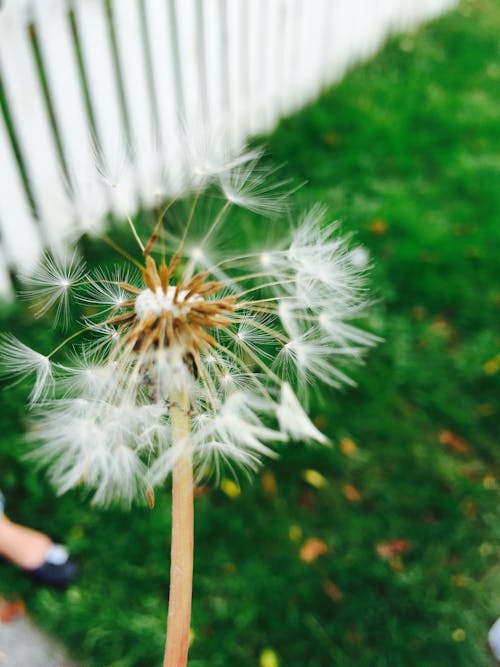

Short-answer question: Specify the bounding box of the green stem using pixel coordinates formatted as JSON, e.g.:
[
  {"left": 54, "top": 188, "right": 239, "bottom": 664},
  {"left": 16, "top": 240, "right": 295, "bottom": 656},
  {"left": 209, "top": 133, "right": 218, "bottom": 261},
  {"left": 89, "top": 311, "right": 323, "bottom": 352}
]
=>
[{"left": 163, "top": 389, "right": 194, "bottom": 667}]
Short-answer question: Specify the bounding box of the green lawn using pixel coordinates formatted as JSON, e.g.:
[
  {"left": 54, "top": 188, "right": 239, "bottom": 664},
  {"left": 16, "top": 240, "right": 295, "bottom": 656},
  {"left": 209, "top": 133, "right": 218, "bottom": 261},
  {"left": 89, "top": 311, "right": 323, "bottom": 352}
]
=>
[{"left": 1, "top": 0, "right": 499, "bottom": 665}]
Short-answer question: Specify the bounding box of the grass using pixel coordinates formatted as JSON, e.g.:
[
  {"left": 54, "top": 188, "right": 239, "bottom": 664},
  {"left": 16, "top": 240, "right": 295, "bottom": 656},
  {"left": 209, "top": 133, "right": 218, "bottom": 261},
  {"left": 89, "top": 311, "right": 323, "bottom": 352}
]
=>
[{"left": 1, "top": 0, "right": 499, "bottom": 665}]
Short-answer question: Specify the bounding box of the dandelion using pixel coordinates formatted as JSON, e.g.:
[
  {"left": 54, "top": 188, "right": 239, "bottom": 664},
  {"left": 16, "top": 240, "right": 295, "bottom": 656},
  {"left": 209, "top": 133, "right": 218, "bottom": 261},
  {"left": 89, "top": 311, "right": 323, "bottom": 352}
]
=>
[{"left": 0, "top": 146, "right": 379, "bottom": 667}]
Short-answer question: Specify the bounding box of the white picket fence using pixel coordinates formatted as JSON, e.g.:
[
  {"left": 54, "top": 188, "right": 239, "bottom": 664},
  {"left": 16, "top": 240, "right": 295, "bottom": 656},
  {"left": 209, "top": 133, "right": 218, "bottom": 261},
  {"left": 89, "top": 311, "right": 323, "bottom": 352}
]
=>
[{"left": 0, "top": 0, "right": 456, "bottom": 297}]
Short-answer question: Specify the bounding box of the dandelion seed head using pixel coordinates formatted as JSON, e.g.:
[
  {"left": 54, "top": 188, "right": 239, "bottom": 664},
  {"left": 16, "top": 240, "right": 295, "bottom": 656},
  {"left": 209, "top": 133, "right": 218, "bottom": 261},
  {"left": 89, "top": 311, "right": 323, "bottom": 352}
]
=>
[{"left": 2, "top": 144, "right": 380, "bottom": 504}]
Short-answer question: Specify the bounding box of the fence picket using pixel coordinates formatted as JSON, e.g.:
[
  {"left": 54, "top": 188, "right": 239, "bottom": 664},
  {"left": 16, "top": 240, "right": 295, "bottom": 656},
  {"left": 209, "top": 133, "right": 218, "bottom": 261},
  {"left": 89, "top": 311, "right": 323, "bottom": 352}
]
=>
[
  {"left": 111, "top": 0, "right": 162, "bottom": 208},
  {"left": 172, "top": 0, "right": 203, "bottom": 128},
  {"left": 32, "top": 0, "right": 107, "bottom": 233},
  {"left": 0, "top": 111, "right": 42, "bottom": 271},
  {"left": 246, "top": 0, "right": 265, "bottom": 135},
  {"left": 142, "top": 0, "right": 184, "bottom": 195},
  {"left": 0, "top": 7, "right": 74, "bottom": 246},
  {"left": 225, "top": 0, "right": 245, "bottom": 149},
  {"left": 72, "top": 0, "right": 137, "bottom": 218},
  {"left": 200, "top": 1, "right": 227, "bottom": 135},
  {"left": 0, "top": 247, "right": 13, "bottom": 299}
]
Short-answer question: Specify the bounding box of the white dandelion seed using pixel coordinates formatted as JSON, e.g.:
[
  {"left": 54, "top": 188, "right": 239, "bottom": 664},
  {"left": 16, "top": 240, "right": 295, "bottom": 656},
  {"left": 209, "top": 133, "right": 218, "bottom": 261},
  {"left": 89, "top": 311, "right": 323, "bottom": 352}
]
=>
[
  {"left": 349, "top": 246, "right": 370, "bottom": 268},
  {"left": 78, "top": 265, "right": 140, "bottom": 313},
  {"left": 277, "top": 383, "right": 328, "bottom": 444},
  {"left": 0, "top": 334, "right": 53, "bottom": 404},
  {"left": 275, "top": 331, "right": 357, "bottom": 390},
  {"left": 57, "top": 353, "right": 119, "bottom": 398},
  {"left": 182, "top": 120, "right": 262, "bottom": 190},
  {"left": 318, "top": 311, "right": 382, "bottom": 349},
  {"left": 92, "top": 137, "right": 137, "bottom": 216},
  {"left": 218, "top": 158, "right": 290, "bottom": 216},
  {"left": 20, "top": 251, "right": 87, "bottom": 329}
]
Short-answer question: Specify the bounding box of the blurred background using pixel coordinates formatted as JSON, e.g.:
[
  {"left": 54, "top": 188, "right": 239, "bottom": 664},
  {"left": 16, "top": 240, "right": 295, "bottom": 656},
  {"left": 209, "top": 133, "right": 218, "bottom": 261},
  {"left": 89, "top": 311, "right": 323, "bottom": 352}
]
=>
[{"left": 0, "top": 0, "right": 499, "bottom": 665}]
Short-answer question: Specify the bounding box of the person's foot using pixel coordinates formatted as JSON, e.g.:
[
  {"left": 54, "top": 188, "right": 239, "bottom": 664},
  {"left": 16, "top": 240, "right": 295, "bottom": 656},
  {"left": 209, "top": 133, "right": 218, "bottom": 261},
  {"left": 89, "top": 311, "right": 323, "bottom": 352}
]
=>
[
  {"left": 0, "top": 515, "right": 52, "bottom": 569},
  {"left": 0, "top": 515, "right": 77, "bottom": 587}
]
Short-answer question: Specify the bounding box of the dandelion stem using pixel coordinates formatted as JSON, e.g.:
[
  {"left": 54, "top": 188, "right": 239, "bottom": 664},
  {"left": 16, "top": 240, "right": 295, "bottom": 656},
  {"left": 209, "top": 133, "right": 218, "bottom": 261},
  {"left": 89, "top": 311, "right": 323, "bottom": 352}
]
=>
[
  {"left": 164, "top": 389, "right": 194, "bottom": 667},
  {"left": 126, "top": 214, "right": 145, "bottom": 252},
  {"left": 47, "top": 327, "right": 93, "bottom": 359},
  {"left": 99, "top": 233, "right": 143, "bottom": 270},
  {"left": 201, "top": 200, "right": 231, "bottom": 246}
]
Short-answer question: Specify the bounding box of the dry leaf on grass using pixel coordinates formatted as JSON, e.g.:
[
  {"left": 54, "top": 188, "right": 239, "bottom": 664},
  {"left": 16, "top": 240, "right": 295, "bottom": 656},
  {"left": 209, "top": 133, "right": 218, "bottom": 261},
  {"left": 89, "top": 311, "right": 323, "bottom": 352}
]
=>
[
  {"left": 439, "top": 430, "right": 471, "bottom": 455},
  {"left": 299, "top": 538, "right": 329, "bottom": 563},
  {"left": 302, "top": 469, "right": 328, "bottom": 489},
  {"left": 376, "top": 539, "right": 411, "bottom": 560},
  {"left": 323, "top": 579, "right": 344, "bottom": 602},
  {"left": 0, "top": 597, "right": 25, "bottom": 623},
  {"left": 340, "top": 437, "right": 358, "bottom": 456},
  {"left": 261, "top": 470, "right": 278, "bottom": 497},
  {"left": 342, "top": 483, "right": 362, "bottom": 503}
]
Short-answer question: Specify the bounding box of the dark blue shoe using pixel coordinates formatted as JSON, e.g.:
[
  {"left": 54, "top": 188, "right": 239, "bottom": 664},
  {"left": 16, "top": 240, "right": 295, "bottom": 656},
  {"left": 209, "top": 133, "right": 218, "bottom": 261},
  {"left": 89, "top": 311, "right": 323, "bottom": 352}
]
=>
[{"left": 26, "top": 544, "right": 78, "bottom": 589}]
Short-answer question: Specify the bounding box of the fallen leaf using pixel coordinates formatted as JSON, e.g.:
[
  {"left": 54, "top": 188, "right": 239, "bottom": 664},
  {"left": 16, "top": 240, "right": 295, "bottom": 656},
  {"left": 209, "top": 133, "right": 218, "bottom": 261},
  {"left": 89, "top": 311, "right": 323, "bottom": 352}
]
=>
[
  {"left": 298, "top": 490, "right": 316, "bottom": 508},
  {"left": 465, "top": 246, "right": 481, "bottom": 258},
  {"left": 430, "top": 318, "right": 451, "bottom": 337},
  {"left": 478, "top": 403, "right": 495, "bottom": 416},
  {"left": 452, "top": 574, "right": 471, "bottom": 587},
  {"left": 323, "top": 132, "right": 340, "bottom": 146},
  {"left": 193, "top": 486, "right": 211, "bottom": 499},
  {"left": 260, "top": 648, "right": 280, "bottom": 667},
  {"left": 340, "top": 437, "right": 357, "bottom": 457},
  {"left": 479, "top": 543, "right": 493, "bottom": 557},
  {"left": 0, "top": 597, "right": 25, "bottom": 623},
  {"left": 302, "top": 469, "right": 328, "bottom": 489},
  {"left": 458, "top": 461, "right": 483, "bottom": 481},
  {"left": 323, "top": 579, "right": 343, "bottom": 602},
  {"left": 376, "top": 539, "right": 411, "bottom": 560},
  {"left": 439, "top": 430, "right": 470, "bottom": 455},
  {"left": 462, "top": 499, "right": 477, "bottom": 517},
  {"left": 220, "top": 479, "right": 240, "bottom": 499},
  {"left": 261, "top": 470, "right": 277, "bottom": 497},
  {"left": 342, "top": 484, "right": 362, "bottom": 503},
  {"left": 389, "top": 556, "right": 404, "bottom": 572},
  {"left": 411, "top": 305, "right": 426, "bottom": 321},
  {"left": 299, "top": 538, "right": 329, "bottom": 563},
  {"left": 370, "top": 219, "right": 388, "bottom": 235},
  {"left": 289, "top": 525, "right": 303, "bottom": 542},
  {"left": 313, "top": 414, "right": 328, "bottom": 430},
  {"left": 483, "top": 355, "right": 500, "bottom": 375},
  {"left": 483, "top": 474, "right": 496, "bottom": 489}
]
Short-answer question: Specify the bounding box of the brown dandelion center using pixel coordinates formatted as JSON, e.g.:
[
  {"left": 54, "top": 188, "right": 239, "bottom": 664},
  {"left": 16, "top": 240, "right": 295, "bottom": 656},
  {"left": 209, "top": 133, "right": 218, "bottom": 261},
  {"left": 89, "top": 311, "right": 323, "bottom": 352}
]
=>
[
  {"left": 135, "top": 286, "right": 203, "bottom": 319},
  {"left": 121, "top": 255, "right": 236, "bottom": 358}
]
